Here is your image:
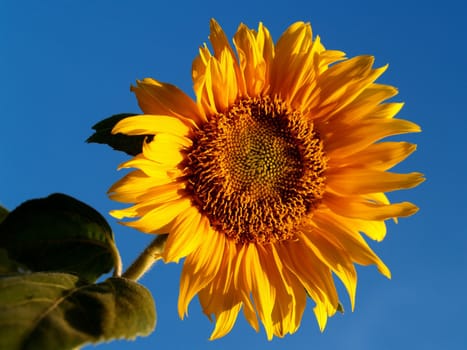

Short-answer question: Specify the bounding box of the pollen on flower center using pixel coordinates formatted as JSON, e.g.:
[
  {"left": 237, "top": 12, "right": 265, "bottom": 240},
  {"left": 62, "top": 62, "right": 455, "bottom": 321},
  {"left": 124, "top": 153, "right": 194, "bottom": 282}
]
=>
[{"left": 184, "top": 96, "right": 327, "bottom": 244}]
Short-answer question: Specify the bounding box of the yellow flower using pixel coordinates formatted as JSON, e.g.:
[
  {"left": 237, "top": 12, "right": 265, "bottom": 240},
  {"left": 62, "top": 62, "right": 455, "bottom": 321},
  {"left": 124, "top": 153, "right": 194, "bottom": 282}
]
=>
[{"left": 109, "top": 19, "right": 424, "bottom": 339}]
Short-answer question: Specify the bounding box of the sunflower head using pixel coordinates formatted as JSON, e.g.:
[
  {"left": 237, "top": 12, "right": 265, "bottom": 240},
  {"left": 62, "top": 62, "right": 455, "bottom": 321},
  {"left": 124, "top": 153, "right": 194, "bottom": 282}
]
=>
[
  {"left": 184, "top": 94, "right": 328, "bottom": 245},
  {"left": 109, "top": 19, "right": 424, "bottom": 340}
]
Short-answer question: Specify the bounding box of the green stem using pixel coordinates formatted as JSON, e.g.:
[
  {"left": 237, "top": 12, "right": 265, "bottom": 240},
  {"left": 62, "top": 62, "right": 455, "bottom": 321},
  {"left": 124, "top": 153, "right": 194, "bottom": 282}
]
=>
[
  {"left": 110, "top": 236, "right": 123, "bottom": 278},
  {"left": 122, "top": 235, "right": 168, "bottom": 281}
]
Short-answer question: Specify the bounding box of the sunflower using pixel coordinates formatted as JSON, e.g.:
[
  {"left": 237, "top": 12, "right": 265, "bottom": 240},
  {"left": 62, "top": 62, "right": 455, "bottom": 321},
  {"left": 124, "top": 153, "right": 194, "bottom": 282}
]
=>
[{"left": 109, "top": 19, "right": 424, "bottom": 340}]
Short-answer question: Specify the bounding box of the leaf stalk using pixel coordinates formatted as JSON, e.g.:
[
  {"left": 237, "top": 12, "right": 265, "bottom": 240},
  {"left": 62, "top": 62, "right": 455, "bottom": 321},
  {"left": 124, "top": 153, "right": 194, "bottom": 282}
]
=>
[{"left": 122, "top": 235, "right": 167, "bottom": 281}]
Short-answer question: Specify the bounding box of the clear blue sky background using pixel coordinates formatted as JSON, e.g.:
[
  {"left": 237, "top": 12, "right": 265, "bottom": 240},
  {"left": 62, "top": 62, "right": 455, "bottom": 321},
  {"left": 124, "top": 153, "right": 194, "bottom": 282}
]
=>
[{"left": 1, "top": 0, "right": 466, "bottom": 349}]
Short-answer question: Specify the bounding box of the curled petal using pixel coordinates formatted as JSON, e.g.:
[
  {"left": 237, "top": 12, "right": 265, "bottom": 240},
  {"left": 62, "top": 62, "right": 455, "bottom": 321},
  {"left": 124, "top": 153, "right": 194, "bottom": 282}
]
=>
[{"left": 131, "top": 78, "right": 205, "bottom": 124}]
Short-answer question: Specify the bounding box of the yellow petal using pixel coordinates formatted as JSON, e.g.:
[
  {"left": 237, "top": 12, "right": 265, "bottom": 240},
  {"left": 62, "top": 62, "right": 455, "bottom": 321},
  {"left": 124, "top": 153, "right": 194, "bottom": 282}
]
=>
[
  {"left": 142, "top": 133, "right": 189, "bottom": 166},
  {"left": 200, "top": 52, "right": 239, "bottom": 113},
  {"left": 263, "top": 244, "right": 306, "bottom": 336},
  {"left": 314, "top": 57, "right": 388, "bottom": 120},
  {"left": 242, "top": 244, "right": 275, "bottom": 340},
  {"left": 121, "top": 197, "right": 191, "bottom": 233},
  {"left": 209, "top": 19, "right": 246, "bottom": 96},
  {"left": 346, "top": 83, "right": 399, "bottom": 113},
  {"left": 131, "top": 78, "right": 205, "bottom": 124},
  {"left": 241, "top": 295, "right": 260, "bottom": 332},
  {"left": 271, "top": 22, "right": 314, "bottom": 100},
  {"left": 110, "top": 179, "right": 183, "bottom": 207},
  {"left": 112, "top": 115, "right": 191, "bottom": 136},
  {"left": 283, "top": 53, "right": 317, "bottom": 109},
  {"left": 312, "top": 209, "right": 391, "bottom": 278},
  {"left": 346, "top": 217, "right": 387, "bottom": 242},
  {"left": 163, "top": 206, "right": 204, "bottom": 263},
  {"left": 135, "top": 181, "right": 185, "bottom": 205},
  {"left": 202, "top": 240, "right": 237, "bottom": 306},
  {"left": 108, "top": 169, "right": 178, "bottom": 203},
  {"left": 332, "top": 84, "right": 400, "bottom": 123},
  {"left": 325, "top": 193, "right": 419, "bottom": 220},
  {"left": 329, "top": 141, "right": 417, "bottom": 171},
  {"left": 256, "top": 22, "right": 274, "bottom": 79},
  {"left": 218, "top": 50, "right": 240, "bottom": 108},
  {"left": 332, "top": 84, "right": 402, "bottom": 124},
  {"left": 275, "top": 21, "right": 312, "bottom": 55},
  {"left": 117, "top": 154, "right": 182, "bottom": 178},
  {"left": 233, "top": 245, "right": 260, "bottom": 332},
  {"left": 197, "top": 241, "right": 242, "bottom": 340},
  {"left": 326, "top": 168, "right": 425, "bottom": 195},
  {"left": 209, "top": 18, "right": 234, "bottom": 58},
  {"left": 317, "top": 44, "right": 346, "bottom": 71},
  {"left": 278, "top": 241, "right": 339, "bottom": 318},
  {"left": 325, "top": 118, "right": 421, "bottom": 158},
  {"left": 192, "top": 44, "right": 213, "bottom": 110},
  {"left": 233, "top": 23, "right": 267, "bottom": 96},
  {"left": 296, "top": 36, "right": 345, "bottom": 111},
  {"left": 313, "top": 302, "right": 328, "bottom": 332},
  {"left": 297, "top": 230, "right": 357, "bottom": 310},
  {"left": 209, "top": 301, "right": 242, "bottom": 340},
  {"left": 178, "top": 227, "right": 226, "bottom": 318},
  {"left": 198, "top": 279, "right": 242, "bottom": 340}
]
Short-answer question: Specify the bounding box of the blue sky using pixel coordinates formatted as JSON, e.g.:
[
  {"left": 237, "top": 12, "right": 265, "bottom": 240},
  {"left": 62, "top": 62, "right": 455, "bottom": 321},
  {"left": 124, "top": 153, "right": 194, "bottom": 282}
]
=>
[{"left": 1, "top": 0, "right": 466, "bottom": 349}]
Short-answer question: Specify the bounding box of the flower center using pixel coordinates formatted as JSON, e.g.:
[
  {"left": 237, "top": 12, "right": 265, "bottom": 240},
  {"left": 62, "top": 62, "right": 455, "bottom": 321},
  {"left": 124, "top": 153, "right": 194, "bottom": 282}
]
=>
[{"left": 184, "top": 96, "right": 327, "bottom": 244}]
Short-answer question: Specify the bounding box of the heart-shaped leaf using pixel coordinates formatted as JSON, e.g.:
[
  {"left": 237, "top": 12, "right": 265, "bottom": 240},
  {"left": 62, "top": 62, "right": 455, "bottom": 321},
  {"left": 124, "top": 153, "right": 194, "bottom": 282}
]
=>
[
  {"left": 0, "top": 193, "right": 120, "bottom": 282},
  {"left": 87, "top": 113, "right": 153, "bottom": 156},
  {"left": 0, "top": 272, "right": 156, "bottom": 350}
]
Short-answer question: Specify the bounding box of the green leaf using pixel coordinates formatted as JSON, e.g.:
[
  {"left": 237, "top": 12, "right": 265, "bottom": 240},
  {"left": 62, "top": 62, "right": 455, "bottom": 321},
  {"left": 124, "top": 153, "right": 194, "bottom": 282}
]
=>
[
  {"left": 0, "top": 272, "right": 156, "bottom": 350},
  {"left": 0, "top": 204, "right": 8, "bottom": 224},
  {"left": 0, "top": 193, "right": 120, "bottom": 282},
  {"left": 87, "top": 113, "right": 153, "bottom": 156}
]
